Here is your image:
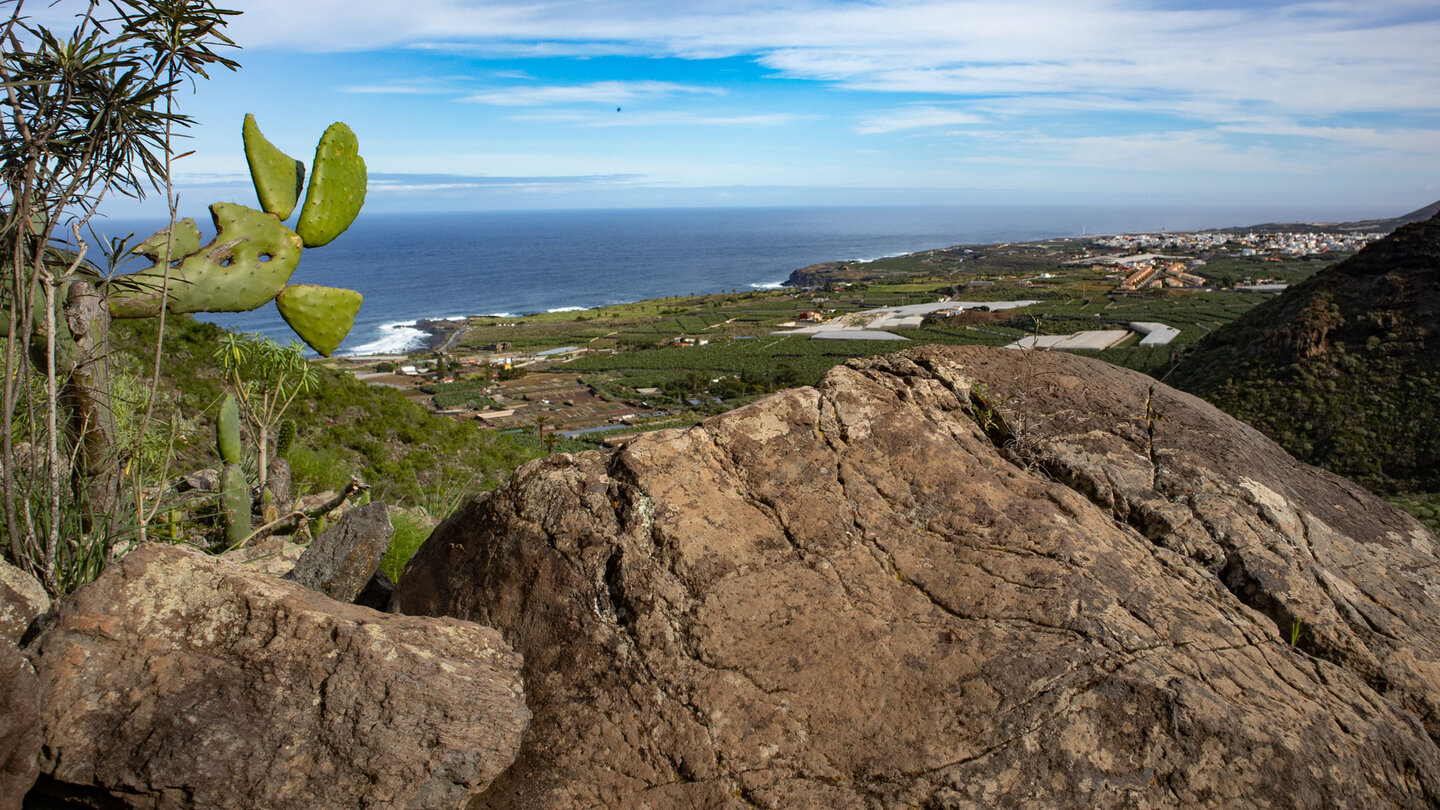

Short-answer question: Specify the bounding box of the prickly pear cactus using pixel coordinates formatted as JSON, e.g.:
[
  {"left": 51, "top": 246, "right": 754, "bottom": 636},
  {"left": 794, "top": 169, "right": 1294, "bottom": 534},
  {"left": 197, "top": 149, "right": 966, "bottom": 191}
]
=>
[
  {"left": 219, "top": 463, "right": 250, "bottom": 547},
  {"left": 108, "top": 204, "right": 303, "bottom": 318},
  {"left": 296, "top": 122, "right": 366, "bottom": 248},
  {"left": 130, "top": 218, "right": 203, "bottom": 264},
  {"left": 276, "top": 284, "right": 363, "bottom": 357},
  {"left": 100, "top": 116, "right": 367, "bottom": 356},
  {"left": 243, "top": 114, "right": 306, "bottom": 220},
  {"left": 216, "top": 393, "right": 242, "bottom": 465},
  {"left": 215, "top": 393, "right": 250, "bottom": 546}
]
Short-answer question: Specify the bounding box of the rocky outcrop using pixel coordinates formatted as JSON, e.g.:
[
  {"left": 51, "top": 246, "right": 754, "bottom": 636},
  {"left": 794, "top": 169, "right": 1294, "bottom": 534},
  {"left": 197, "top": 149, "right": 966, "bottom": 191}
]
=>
[
  {"left": 0, "top": 558, "right": 48, "bottom": 645},
  {"left": 0, "top": 639, "right": 40, "bottom": 810},
  {"left": 395, "top": 344, "right": 1440, "bottom": 809},
  {"left": 782, "top": 261, "right": 864, "bottom": 288},
  {"left": 283, "top": 501, "right": 392, "bottom": 601},
  {"left": 31, "top": 543, "right": 529, "bottom": 810}
]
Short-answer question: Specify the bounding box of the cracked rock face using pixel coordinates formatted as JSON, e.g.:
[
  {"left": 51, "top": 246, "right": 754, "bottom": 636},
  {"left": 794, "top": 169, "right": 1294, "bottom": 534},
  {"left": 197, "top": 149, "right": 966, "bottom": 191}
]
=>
[
  {"left": 30, "top": 544, "right": 529, "bottom": 810},
  {"left": 394, "top": 345, "right": 1440, "bottom": 809}
]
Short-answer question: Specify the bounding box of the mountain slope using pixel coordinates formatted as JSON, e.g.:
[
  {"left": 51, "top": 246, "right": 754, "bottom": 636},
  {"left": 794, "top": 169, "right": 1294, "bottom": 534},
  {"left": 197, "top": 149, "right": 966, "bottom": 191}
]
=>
[{"left": 1169, "top": 211, "right": 1440, "bottom": 492}]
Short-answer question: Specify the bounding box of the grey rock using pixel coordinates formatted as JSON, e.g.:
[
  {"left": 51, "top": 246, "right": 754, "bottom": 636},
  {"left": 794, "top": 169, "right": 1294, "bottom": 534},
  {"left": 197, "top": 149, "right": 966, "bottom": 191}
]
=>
[
  {"left": 0, "top": 638, "right": 40, "bottom": 810},
  {"left": 175, "top": 468, "right": 218, "bottom": 493},
  {"left": 354, "top": 570, "right": 394, "bottom": 611},
  {"left": 0, "top": 558, "right": 48, "bottom": 645},
  {"left": 283, "top": 502, "right": 392, "bottom": 601},
  {"left": 30, "top": 543, "right": 528, "bottom": 810},
  {"left": 395, "top": 344, "right": 1440, "bottom": 809}
]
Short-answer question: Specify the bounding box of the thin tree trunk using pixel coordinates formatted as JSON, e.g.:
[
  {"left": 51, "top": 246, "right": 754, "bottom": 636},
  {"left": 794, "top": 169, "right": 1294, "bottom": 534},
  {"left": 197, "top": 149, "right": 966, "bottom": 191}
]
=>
[
  {"left": 257, "top": 424, "right": 268, "bottom": 493},
  {"left": 60, "top": 280, "right": 117, "bottom": 523}
]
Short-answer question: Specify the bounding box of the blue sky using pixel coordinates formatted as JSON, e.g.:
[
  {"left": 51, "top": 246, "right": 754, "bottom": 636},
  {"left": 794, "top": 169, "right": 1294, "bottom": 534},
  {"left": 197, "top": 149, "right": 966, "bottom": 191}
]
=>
[{"left": 63, "top": 0, "right": 1440, "bottom": 219}]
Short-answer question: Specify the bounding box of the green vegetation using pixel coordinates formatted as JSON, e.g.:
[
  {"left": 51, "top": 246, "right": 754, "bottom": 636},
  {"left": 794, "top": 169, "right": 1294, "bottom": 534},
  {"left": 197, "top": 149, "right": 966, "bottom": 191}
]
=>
[
  {"left": 1389, "top": 493, "right": 1440, "bottom": 535},
  {"left": 1169, "top": 219, "right": 1440, "bottom": 496}
]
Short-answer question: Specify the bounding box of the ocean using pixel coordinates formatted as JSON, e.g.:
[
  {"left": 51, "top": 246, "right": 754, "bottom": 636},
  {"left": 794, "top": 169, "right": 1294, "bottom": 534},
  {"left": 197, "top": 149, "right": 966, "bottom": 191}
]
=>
[{"left": 94, "top": 203, "right": 1375, "bottom": 355}]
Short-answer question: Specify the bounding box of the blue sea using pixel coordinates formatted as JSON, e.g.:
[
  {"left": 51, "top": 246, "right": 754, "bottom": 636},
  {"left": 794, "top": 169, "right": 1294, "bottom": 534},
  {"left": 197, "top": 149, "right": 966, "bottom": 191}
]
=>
[{"left": 94, "top": 204, "right": 1377, "bottom": 355}]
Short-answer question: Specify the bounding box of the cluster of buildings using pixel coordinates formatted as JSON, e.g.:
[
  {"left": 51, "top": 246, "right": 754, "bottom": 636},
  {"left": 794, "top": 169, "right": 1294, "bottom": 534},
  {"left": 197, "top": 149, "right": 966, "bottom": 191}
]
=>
[
  {"left": 1092, "top": 230, "right": 1383, "bottom": 257},
  {"left": 1226, "top": 231, "right": 1385, "bottom": 256}
]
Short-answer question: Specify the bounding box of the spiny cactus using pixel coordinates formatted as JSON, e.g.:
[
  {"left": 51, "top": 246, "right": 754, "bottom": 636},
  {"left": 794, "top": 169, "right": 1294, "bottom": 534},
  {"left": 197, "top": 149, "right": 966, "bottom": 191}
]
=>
[
  {"left": 296, "top": 122, "right": 366, "bottom": 248},
  {"left": 100, "top": 115, "right": 366, "bottom": 357},
  {"left": 108, "top": 203, "right": 303, "bottom": 318},
  {"left": 216, "top": 393, "right": 249, "bottom": 547},
  {"left": 216, "top": 393, "right": 242, "bottom": 465},
  {"left": 275, "top": 419, "right": 296, "bottom": 458},
  {"left": 243, "top": 113, "right": 305, "bottom": 220},
  {"left": 276, "top": 283, "right": 364, "bottom": 357}
]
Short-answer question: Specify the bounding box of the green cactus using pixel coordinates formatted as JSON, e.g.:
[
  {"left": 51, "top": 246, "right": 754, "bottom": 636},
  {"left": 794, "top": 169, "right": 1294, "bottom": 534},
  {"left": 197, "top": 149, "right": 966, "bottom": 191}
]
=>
[
  {"left": 275, "top": 419, "right": 296, "bottom": 458},
  {"left": 107, "top": 203, "right": 303, "bottom": 318},
  {"left": 130, "top": 218, "right": 203, "bottom": 264},
  {"left": 296, "top": 122, "right": 366, "bottom": 248},
  {"left": 99, "top": 116, "right": 366, "bottom": 355},
  {"left": 275, "top": 283, "right": 364, "bottom": 357},
  {"left": 216, "top": 393, "right": 242, "bottom": 465},
  {"left": 243, "top": 113, "right": 306, "bottom": 220},
  {"left": 219, "top": 463, "right": 250, "bottom": 547},
  {"left": 215, "top": 392, "right": 250, "bottom": 545}
]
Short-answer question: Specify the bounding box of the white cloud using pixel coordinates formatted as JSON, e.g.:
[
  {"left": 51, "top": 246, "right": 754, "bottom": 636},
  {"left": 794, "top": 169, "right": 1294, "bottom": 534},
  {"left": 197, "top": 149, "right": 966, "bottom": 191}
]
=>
[
  {"left": 856, "top": 106, "right": 988, "bottom": 135},
  {"left": 222, "top": 0, "right": 1440, "bottom": 123},
  {"left": 462, "top": 80, "right": 723, "bottom": 106},
  {"left": 508, "top": 111, "right": 811, "bottom": 127}
]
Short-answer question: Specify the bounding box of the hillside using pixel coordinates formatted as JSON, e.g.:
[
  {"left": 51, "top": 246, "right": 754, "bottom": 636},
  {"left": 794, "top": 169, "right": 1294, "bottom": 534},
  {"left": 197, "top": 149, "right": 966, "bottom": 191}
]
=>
[
  {"left": 1210, "top": 198, "right": 1440, "bottom": 235},
  {"left": 110, "top": 316, "right": 545, "bottom": 514},
  {"left": 1169, "top": 211, "right": 1440, "bottom": 493}
]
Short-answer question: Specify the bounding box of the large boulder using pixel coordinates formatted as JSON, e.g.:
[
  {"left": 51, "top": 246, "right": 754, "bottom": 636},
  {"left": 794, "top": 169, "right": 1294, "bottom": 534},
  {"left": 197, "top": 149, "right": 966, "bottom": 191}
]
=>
[
  {"left": 0, "top": 639, "right": 40, "bottom": 810},
  {"left": 30, "top": 543, "right": 528, "bottom": 810},
  {"left": 394, "top": 344, "right": 1440, "bottom": 809},
  {"left": 0, "top": 558, "right": 48, "bottom": 644}
]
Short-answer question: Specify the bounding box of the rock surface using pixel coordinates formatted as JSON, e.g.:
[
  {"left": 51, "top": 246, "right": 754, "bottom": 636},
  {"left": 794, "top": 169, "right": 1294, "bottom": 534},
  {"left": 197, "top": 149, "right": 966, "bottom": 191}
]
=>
[
  {"left": 0, "top": 558, "right": 48, "bottom": 645},
  {"left": 217, "top": 534, "right": 307, "bottom": 576},
  {"left": 31, "top": 543, "right": 529, "bottom": 810},
  {"left": 0, "top": 639, "right": 40, "bottom": 810},
  {"left": 395, "top": 344, "right": 1440, "bottom": 809},
  {"left": 283, "top": 501, "right": 392, "bottom": 601}
]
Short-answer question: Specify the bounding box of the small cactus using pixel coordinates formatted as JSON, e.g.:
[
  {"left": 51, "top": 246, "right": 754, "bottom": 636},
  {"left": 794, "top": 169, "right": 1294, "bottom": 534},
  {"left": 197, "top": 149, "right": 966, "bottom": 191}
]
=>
[
  {"left": 216, "top": 393, "right": 242, "bottom": 465},
  {"left": 275, "top": 419, "right": 296, "bottom": 458},
  {"left": 219, "top": 463, "right": 249, "bottom": 547},
  {"left": 216, "top": 393, "right": 249, "bottom": 546}
]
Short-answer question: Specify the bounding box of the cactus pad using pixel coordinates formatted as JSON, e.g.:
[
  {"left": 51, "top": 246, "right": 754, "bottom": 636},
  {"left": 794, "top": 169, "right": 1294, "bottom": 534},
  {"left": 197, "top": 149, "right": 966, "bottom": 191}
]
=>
[
  {"left": 130, "top": 218, "right": 202, "bottom": 265},
  {"left": 243, "top": 114, "right": 306, "bottom": 220},
  {"left": 295, "top": 122, "right": 366, "bottom": 248},
  {"left": 219, "top": 463, "right": 250, "bottom": 546},
  {"left": 217, "top": 393, "right": 242, "bottom": 465},
  {"left": 107, "top": 203, "right": 302, "bottom": 319},
  {"left": 275, "top": 283, "right": 363, "bottom": 357}
]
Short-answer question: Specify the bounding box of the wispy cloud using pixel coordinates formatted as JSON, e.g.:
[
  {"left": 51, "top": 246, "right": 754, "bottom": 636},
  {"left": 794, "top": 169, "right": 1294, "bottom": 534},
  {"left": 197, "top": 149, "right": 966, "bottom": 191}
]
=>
[
  {"left": 229, "top": 0, "right": 1440, "bottom": 122},
  {"left": 462, "top": 80, "right": 723, "bottom": 106},
  {"left": 367, "top": 172, "right": 646, "bottom": 191},
  {"left": 340, "top": 81, "right": 452, "bottom": 95},
  {"left": 856, "top": 106, "right": 987, "bottom": 135},
  {"left": 508, "top": 110, "right": 810, "bottom": 127}
]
